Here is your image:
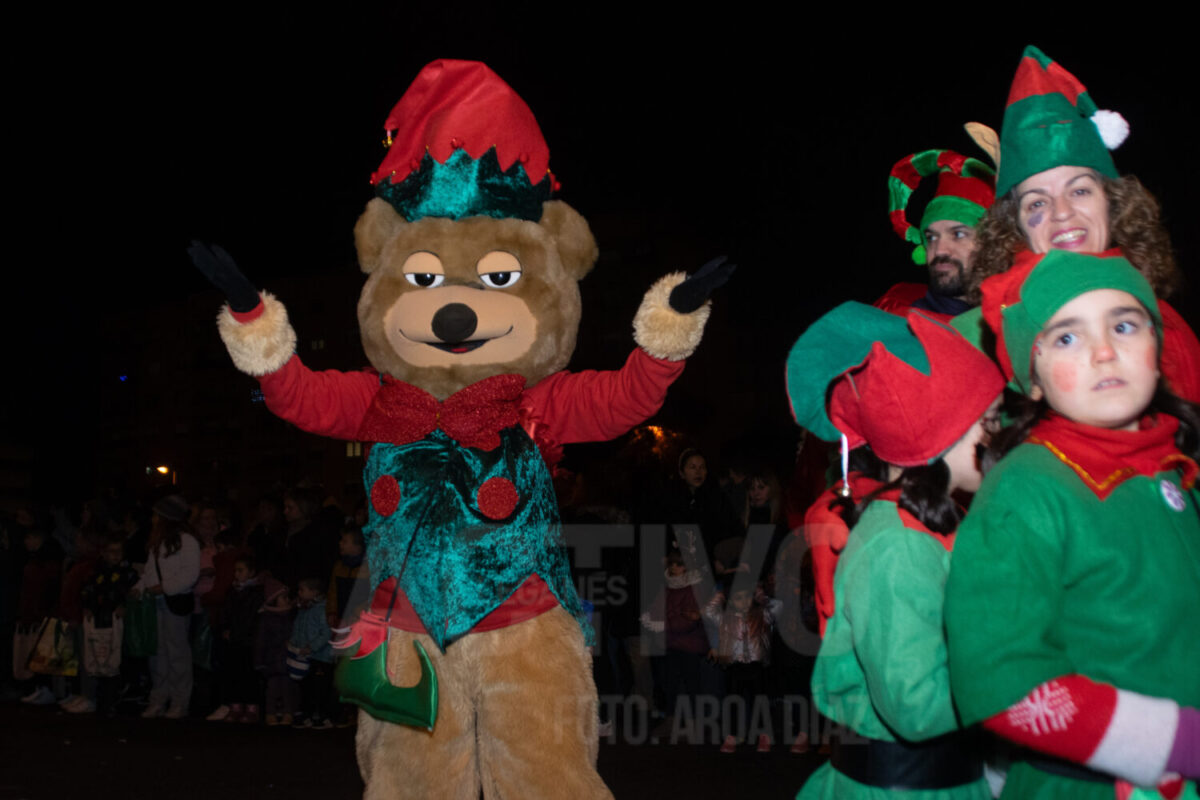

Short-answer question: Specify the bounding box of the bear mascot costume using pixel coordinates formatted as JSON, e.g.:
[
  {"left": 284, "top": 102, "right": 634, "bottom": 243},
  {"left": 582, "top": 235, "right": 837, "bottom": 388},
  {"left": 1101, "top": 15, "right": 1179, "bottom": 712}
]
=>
[{"left": 191, "top": 59, "right": 730, "bottom": 799}]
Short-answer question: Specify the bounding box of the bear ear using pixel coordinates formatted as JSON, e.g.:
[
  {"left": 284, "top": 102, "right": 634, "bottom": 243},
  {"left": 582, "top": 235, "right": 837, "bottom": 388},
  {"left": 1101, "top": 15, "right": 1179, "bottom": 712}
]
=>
[
  {"left": 354, "top": 198, "right": 408, "bottom": 274},
  {"left": 539, "top": 200, "right": 598, "bottom": 280}
]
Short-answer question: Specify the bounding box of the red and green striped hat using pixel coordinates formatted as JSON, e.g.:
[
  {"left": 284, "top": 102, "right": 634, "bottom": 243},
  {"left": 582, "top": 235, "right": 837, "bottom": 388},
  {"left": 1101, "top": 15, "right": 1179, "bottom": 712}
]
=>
[
  {"left": 996, "top": 46, "right": 1129, "bottom": 197},
  {"left": 888, "top": 149, "right": 995, "bottom": 265}
]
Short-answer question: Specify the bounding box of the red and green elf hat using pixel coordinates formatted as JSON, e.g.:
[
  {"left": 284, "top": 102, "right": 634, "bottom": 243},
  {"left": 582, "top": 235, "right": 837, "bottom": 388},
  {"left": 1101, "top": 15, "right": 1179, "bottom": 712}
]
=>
[
  {"left": 995, "top": 46, "right": 1129, "bottom": 197},
  {"left": 369, "top": 59, "right": 557, "bottom": 222},
  {"left": 980, "top": 249, "right": 1159, "bottom": 394},
  {"left": 888, "top": 149, "right": 996, "bottom": 265},
  {"left": 786, "top": 303, "right": 1004, "bottom": 467}
]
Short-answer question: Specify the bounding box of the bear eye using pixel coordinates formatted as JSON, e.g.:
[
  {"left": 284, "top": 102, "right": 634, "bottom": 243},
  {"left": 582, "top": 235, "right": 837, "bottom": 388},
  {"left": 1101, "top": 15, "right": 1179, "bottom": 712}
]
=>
[
  {"left": 405, "top": 273, "right": 445, "bottom": 288},
  {"left": 401, "top": 251, "right": 444, "bottom": 288},
  {"left": 476, "top": 250, "right": 522, "bottom": 289},
  {"left": 480, "top": 271, "right": 520, "bottom": 288}
]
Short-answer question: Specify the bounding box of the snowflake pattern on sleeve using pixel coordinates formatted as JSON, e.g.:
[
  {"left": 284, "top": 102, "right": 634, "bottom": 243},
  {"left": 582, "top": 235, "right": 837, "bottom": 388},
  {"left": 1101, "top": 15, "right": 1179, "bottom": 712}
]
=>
[{"left": 1007, "top": 680, "right": 1079, "bottom": 735}]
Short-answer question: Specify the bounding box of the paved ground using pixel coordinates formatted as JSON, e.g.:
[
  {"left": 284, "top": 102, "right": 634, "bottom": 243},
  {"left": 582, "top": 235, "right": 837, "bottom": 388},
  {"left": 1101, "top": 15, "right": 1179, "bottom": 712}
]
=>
[{"left": 0, "top": 702, "right": 823, "bottom": 799}]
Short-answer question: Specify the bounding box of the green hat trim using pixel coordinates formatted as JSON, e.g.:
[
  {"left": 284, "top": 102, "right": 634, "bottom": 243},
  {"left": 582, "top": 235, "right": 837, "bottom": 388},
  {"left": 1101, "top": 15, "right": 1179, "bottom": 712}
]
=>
[
  {"left": 786, "top": 302, "right": 929, "bottom": 442},
  {"left": 376, "top": 147, "right": 553, "bottom": 223},
  {"left": 1003, "top": 251, "right": 1159, "bottom": 394},
  {"left": 919, "top": 195, "right": 989, "bottom": 238}
]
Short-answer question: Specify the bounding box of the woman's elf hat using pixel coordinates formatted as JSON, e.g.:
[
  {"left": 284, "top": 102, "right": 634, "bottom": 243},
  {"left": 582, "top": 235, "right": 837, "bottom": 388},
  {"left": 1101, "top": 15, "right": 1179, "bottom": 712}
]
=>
[
  {"left": 369, "top": 59, "right": 557, "bottom": 222},
  {"left": 996, "top": 45, "right": 1129, "bottom": 197},
  {"left": 888, "top": 149, "right": 996, "bottom": 265},
  {"left": 786, "top": 303, "right": 1004, "bottom": 467},
  {"left": 979, "top": 249, "right": 1159, "bottom": 394}
]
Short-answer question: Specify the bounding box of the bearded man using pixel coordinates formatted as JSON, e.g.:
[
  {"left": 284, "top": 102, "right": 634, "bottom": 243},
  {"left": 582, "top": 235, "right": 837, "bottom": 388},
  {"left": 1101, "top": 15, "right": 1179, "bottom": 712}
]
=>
[{"left": 875, "top": 149, "right": 995, "bottom": 322}]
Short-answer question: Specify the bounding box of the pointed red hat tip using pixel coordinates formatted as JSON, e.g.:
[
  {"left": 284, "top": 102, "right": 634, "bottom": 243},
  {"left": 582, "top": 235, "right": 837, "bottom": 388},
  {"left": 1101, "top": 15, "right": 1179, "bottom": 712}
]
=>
[
  {"left": 827, "top": 314, "right": 1004, "bottom": 466},
  {"left": 370, "top": 59, "right": 552, "bottom": 187}
]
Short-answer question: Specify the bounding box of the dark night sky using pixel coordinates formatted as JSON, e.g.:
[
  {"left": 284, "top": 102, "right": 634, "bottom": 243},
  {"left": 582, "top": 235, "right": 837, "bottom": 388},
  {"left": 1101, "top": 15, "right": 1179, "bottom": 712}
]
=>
[{"left": 7, "top": 11, "right": 1198, "bottom": 474}]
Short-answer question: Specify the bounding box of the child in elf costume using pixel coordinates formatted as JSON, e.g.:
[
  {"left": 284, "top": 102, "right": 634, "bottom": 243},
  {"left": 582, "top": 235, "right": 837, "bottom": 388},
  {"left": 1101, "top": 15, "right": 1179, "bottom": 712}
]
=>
[
  {"left": 944, "top": 250, "right": 1200, "bottom": 799},
  {"left": 788, "top": 303, "right": 1003, "bottom": 799}
]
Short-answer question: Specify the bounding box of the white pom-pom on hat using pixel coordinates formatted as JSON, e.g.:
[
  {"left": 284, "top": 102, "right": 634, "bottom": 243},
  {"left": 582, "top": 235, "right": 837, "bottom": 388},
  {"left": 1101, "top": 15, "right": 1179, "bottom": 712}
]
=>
[{"left": 1091, "top": 109, "right": 1130, "bottom": 149}]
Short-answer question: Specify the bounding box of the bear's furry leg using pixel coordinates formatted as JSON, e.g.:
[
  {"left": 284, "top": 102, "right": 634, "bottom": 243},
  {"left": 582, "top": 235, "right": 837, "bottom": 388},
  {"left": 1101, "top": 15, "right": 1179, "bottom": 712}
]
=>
[
  {"left": 354, "top": 610, "right": 612, "bottom": 799},
  {"left": 355, "top": 629, "right": 480, "bottom": 800},
  {"left": 475, "top": 608, "right": 613, "bottom": 800}
]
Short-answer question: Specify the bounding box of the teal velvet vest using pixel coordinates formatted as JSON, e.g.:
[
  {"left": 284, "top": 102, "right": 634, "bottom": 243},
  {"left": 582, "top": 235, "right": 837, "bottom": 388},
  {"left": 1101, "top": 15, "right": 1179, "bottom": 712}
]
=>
[{"left": 363, "top": 427, "right": 589, "bottom": 651}]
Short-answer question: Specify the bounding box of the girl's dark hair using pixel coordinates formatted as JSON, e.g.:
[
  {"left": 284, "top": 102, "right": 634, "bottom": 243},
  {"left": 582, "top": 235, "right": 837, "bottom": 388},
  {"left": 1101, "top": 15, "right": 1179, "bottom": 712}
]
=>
[
  {"left": 235, "top": 552, "right": 257, "bottom": 573},
  {"left": 828, "top": 445, "right": 961, "bottom": 534},
  {"left": 856, "top": 461, "right": 961, "bottom": 535},
  {"left": 149, "top": 517, "right": 187, "bottom": 557},
  {"left": 827, "top": 446, "right": 888, "bottom": 521},
  {"left": 983, "top": 382, "right": 1200, "bottom": 472}
]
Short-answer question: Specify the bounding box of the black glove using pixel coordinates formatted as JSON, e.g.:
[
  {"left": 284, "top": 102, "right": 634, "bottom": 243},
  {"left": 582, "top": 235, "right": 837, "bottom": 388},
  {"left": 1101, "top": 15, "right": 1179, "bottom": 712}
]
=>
[
  {"left": 668, "top": 255, "right": 736, "bottom": 314},
  {"left": 188, "top": 240, "right": 260, "bottom": 313}
]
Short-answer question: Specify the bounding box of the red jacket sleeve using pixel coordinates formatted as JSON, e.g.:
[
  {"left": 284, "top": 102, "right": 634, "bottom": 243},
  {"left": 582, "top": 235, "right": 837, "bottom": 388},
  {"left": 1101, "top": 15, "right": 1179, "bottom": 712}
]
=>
[
  {"left": 257, "top": 355, "right": 380, "bottom": 440},
  {"left": 803, "top": 489, "right": 847, "bottom": 639},
  {"left": 1159, "top": 300, "right": 1200, "bottom": 404},
  {"left": 520, "top": 348, "right": 685, "bottom": 447}
]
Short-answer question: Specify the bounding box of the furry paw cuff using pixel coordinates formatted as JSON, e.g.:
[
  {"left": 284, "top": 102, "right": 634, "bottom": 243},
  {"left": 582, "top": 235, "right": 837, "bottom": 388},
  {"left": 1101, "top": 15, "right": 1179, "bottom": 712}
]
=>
[
  {"left": 217, "top": 291, "right": 297, "bottom": 376},
  {"left": 633, "top": 272, "right": 710, "bottom": 361}
]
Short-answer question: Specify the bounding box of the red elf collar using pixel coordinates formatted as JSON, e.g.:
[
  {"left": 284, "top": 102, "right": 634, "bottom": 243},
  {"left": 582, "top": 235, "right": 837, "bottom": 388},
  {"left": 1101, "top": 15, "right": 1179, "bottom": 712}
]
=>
[{"left": 1027, "top": 412, "right": 1197, "bottom": 500}]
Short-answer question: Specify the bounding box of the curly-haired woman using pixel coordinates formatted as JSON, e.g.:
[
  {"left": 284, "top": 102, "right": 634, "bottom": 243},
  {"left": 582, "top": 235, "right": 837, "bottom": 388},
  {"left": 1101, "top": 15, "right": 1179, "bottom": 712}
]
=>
[{"left": 955, "top": 46, "right": 1200, "bottom": 402}]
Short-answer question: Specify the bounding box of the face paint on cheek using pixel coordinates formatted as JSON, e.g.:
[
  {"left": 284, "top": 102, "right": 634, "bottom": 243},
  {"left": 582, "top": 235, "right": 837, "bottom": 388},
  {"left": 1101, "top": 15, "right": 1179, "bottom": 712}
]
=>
[
  {"left": 1051, "top": 361, "right": 1078, "bottom": 394},
  {"left": 1027, "top": 212, "right": 1044, "bottom": 228}
]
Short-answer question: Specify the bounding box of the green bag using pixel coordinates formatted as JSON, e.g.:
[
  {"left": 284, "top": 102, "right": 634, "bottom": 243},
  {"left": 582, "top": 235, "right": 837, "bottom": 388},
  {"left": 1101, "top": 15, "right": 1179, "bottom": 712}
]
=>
[{"left": 123, "top": 593, "right": 158, "bottom": 658}]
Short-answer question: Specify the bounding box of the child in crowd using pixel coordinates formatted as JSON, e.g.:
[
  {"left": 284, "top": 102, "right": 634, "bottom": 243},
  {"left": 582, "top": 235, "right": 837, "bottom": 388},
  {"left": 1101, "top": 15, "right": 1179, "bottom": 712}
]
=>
[
  {"left": 255, "top": 577, "right": 296, "bottom": 726},
  {"left": 217, "top": 554, "right": 264, "bottom": 723},
  {"left": 327, "top": 525, "right": 368, "bottom": 727},
  {"left": 704, "top": 574, "right": 781, "bottom": 753},
  {"left": 327, "top": 525, "right": 368, "bottom": 628},
  {"left": 80, "top": 534, "right": 138, "bottom": 717},
  {"left": 653, "top": 549, "right": 714, "bottom": 729},
  {"left": 200, "top": 530, "right": 246, "bottom": 628},
  {"left": 56, "top": 531, "right": 99, "bottom": 712},
  {"left": 290, "top": 576, "right": 333, "bottom": 729},
  {"left": 788, "top": 303, "right": 1001, "bottom": 798},
  {"left": 16, "top": 527, "right": 63, "bottom": 705},
  {"left": 945, "top": 251, "right": 1200, "bottom": 796}
]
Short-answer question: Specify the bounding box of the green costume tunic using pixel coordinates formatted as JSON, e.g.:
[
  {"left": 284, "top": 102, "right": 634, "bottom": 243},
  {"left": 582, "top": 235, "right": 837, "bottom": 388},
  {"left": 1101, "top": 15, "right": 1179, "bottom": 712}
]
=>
[
  {"left": 797, "top": 499, "right": 990, "bottom": 800},
  {"left": 945, "top": 440, "right": 1200, "bottom": 799}
]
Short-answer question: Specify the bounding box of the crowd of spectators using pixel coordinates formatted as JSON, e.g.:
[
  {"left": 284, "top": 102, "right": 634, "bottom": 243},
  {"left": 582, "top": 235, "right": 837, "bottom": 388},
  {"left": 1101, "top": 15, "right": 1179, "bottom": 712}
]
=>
[
  {"left": 3, "top": 435, "right": 828, "bottom": 753},
  {"left": 2, "top": 484, "right": 369, "bottom": 731}
]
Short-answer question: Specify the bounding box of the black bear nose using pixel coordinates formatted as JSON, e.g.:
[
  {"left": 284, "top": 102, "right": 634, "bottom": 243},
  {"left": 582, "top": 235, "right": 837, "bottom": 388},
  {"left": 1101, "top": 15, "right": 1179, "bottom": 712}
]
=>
[{"left": 431, "top": 303, "right": 478, "bottom": 343}]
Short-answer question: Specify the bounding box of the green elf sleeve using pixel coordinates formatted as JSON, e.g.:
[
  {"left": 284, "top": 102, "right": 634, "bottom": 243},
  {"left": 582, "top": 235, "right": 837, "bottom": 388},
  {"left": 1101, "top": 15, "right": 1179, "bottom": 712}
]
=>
[{"left": 945, "top": 483, "right": 1074, "bottom": 725}]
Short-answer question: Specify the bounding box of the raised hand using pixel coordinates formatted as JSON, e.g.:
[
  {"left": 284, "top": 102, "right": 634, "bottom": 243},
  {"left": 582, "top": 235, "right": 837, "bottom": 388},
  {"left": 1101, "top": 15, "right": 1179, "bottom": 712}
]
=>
[
  {"left": 188, "top": 240, "right": 260, "bottom": 313},
  {"left": 668, "top": 255, "right": 736, "bottom": 314}
]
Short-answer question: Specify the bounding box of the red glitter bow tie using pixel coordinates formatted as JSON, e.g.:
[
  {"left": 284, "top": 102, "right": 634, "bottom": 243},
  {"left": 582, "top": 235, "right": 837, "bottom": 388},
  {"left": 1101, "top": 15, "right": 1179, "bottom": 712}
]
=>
[{"left": 356, "top": 374, "right": 526, "bottom": 452}]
